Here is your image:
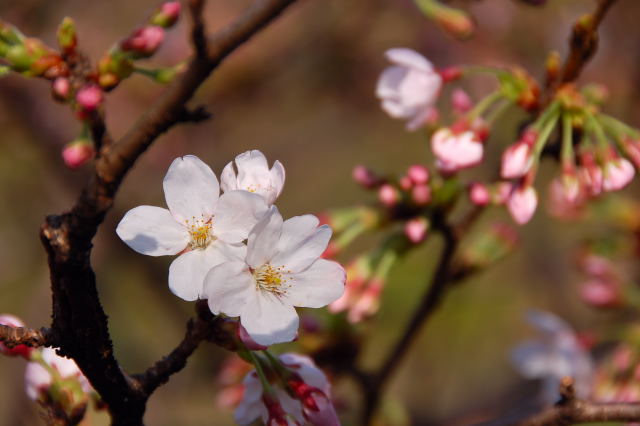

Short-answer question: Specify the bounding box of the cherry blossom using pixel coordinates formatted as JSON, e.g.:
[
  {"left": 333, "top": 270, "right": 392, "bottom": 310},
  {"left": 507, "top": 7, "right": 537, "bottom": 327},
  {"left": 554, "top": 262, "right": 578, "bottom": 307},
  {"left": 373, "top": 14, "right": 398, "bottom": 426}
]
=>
[
  {"left": 220, "top": 150, "right": 285, "bottom": 205},
  {"left": 25, "top": 347, "right": 92, "bottom": 401},
  {"left": 376, "top": 48, "right": 442, "bottom": 131},
  {"left": 235, "top": 353, "right": 339, "bottom": 426},
  {"left": 602, "top": 158, "right": 635, "bottom": 192},
  {"left": 511, "top": 311, "right": 593, "bottom": 405},
  {"left": 501, "top": 141, "right": 533, "bottom": 179},
  {"left": 204, "top": 206, "right": 345, "bottom": 346},
  {"left": 507, "top": 185, "right": 538, "bottom": 225},
  {"left": 431, "top": 128, "right": 483, "bottom": 172},
  {"left": 116, "top": 155, "right": 268, "bottom": 301}
]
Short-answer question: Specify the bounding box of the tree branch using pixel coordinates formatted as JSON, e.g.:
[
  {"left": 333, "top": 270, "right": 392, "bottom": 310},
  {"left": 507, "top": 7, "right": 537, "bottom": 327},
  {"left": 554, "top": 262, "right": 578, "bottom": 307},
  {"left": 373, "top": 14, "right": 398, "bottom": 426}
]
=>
[
  {"left": 360, "top": 211, "right": 464, "bottom": 425},
  {"left": 0, "top": 325, "right": 54, "bottom": 348},
  {"left": 519, "top": 378, "right": 640, "bottom": 426},
  {"left": 559, "top": 0, "right": 618, "bottom": 84},
  {"left": 38, "top": 1, "right": 300, "bottom": 424}
]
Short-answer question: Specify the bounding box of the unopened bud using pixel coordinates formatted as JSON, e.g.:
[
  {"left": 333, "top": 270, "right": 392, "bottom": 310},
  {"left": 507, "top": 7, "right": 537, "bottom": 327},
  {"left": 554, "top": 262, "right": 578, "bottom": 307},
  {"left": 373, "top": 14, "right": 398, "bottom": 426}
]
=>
[
  {"left": 62, "top": 139, "right": 95, "bottom": 169},
  {"left": 451, "top": 88, "right": 472, "bottom": 114},
  {"left": 580, "top": 279, "right": 621, "bottom": 309},
  {"left": 407, "top": 164, "right": 430, "bottom": 185},
  {"left": 411, "top": 184, "right": 431, "bottom": 205},
  {"left": 352, "top": 165, "right": 381, "bottom": 189},
  {"left": 57, "top": 17, "right": 77, "bottom": 54},
  {"left": 404, "top": 217, "right": 429, "bottom": 244},
  {"left": 121, "top": 26, "right": 165, "bottom": 58},
  {"left": 0, "top": 20, "right": 24, "bottom": 45},
  {"left": 151, "top": 2, "right": 181, "bottom": 28},
  {"left": 378, "top": 184, "right": 399, "bottom": 207},
  {"left": 75, "top": 85, "right": 103, "bottom": 112},
  {"left": 439, "top": 66, "right": 463, "bottom": 83},
  {"left": 545, "top": 50, "right": 561, "bottom": 87},
  {"left": 417, "top": 0, "right": 475, "bottom": 40},
  {"left": 468, "top": 182, "right": 490, "bottom": 206},
  {"left": 52, "top": 77, "right": 70, "bottom": 101}
]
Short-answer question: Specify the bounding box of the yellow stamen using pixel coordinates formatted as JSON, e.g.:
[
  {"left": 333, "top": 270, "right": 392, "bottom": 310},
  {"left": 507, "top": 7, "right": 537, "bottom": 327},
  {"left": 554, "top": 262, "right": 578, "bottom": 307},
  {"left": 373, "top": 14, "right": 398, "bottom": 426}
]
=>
[
  {"left": 185, "top": 216, "right": 214, "bottom": 249},
  {"left": 254, "top": 264, "right": 291, "bottom": 296}
]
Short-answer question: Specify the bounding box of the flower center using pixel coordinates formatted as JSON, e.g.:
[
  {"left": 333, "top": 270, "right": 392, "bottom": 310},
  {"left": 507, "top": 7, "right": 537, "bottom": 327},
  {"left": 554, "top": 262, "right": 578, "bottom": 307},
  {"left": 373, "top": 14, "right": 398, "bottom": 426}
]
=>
[
  {"left": 253, "top": 264, "right": 290, "bottom": 296},
  {"left": 186, "top": 216, "right": 213, "bottom": 249}
]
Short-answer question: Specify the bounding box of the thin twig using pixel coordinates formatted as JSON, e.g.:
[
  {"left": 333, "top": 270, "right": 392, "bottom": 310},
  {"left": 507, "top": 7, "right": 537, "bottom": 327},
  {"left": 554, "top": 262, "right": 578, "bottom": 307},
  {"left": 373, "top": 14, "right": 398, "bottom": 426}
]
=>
[
  {"left": 559, "top": 0, "right": 618, "bottom": 84},
  {"left": 0, "top": 325, "right": 53, "bottom": 348}
]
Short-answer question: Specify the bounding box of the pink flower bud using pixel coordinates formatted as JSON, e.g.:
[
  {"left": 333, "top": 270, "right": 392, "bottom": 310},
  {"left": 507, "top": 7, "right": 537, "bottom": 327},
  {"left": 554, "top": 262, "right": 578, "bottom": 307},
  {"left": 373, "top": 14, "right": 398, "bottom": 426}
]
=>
[
  {"left": 75, "top": 85, "right": 103, "bottom": 112},
  {"left": 352, "top": 165, "right": 380, "bottom": 189},
  {"left": 157, "top": 2, "right": 181, "bottom": 27},
  {"left": 507, "top": 186, "right": 538, "bottom": 225},
  {"left": 0, "top": 314, "right": 32, "bottom": 359},
  {"left": 348, "top": 280, "right": 383, "bottom": 323},
  {"left": 407, "top": 164, "right": 430, "bottom": 185},
  {"left": 431, "top": 128, "right": 483, "bottom": 172},
  {"left": 62, "top": 140, "right": 95, "bottom": 169},
  {"left": 404, "top": 217, "right": 429, "bottom": 244},
  {"left": 378, "top": 184, "right": 399, "bottom": 207},
  {"left": 451, "top": 88, "right": 472, "bottom": 114},
  {"left": 580, "top": 279, "right": 620, "bottom": 308},
  {"left": 468, "top": 182, "right": 490, "bottom": 206},
  {"left": 121, "top": 26, "right": 165, "bottom": 57},
  {"left": 439, "top": 66, "right": 462, "bottom": 83},
  {"left": 623, "top": 139, "right": 640, "bottom": 169},
  {"left": 602, "top": 158, "right": 635, "bottom": 192},
  {"left": 493, "top": 182, "right": 513, "bottom": 205},
  {"left": 399, "top": 175, "right": 413, "bottom": 190},
  {"left": 411, "top": 184, "right": 431, "bottom": 205},
  {"left": 501, "top": 141, "right": 534, "bottom": 179},
  {"left": 52, "top": 77, "right": 70, "bottom": 101},
  {"left": 578, "top": 152, "right": 603, "bottom": 196}
]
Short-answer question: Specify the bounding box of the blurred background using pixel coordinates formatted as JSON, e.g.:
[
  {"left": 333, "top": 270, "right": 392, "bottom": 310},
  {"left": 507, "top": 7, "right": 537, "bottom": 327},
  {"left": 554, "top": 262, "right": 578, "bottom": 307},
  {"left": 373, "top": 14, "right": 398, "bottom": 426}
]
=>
[{"left": 1, "top": 0, "right": 640, "bottom": 424}]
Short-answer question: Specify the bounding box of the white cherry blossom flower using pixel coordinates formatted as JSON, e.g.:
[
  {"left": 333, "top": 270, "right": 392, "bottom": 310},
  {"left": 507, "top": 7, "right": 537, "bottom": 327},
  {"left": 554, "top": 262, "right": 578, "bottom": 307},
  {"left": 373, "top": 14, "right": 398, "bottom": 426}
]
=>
[
  {"left": 204, "top": 206, "right": 346, "bottom": 346},
  {"left": 117, "top": 155, "right": 268, "bottom": 301},
  {"left": 376, "top": 48, "right": 442, "bottom": 131},
  {"left": 236, "top": 353, "right": 339, "bottom": 426},
  {"left": 431, "top": 128, "right": 483, "bottom": 172},
  {"left": 221, "top": 150, "right": 285, "bottom": 205},
  {"left": 511, "top": 311, "right": 593, "bottom": 405}
]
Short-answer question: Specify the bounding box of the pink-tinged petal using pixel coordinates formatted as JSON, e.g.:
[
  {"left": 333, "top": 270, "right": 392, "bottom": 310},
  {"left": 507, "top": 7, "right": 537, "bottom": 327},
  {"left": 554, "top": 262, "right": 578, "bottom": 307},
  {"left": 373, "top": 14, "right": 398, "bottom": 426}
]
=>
[
  {"left": 168, "top": 242, "right": 236, "bottom": 301},
  {"left": 240, "top": 294, "right": 299, "bottom": 346},
  {"left": 272, "top": 217, "right": 332, "bottom": 273},
  {"left": 306, "top": 394, "right": 340, "bottom": 426},
  {"left": 376, "top": 67, "right": 410, "bottom": 107},
  {"left": 25, "top": 361, "right": 51, "bottom": 400},
  {"left": 246, "top": 206, "right": 283, "bottom": 268},
  {"left": 603, "top": 159, "right": 635, "bottom": 192},
  {"left": 214, "top": 190, "right": 269, "bottom": 244},
  {"left": 220, "top": 161, "right": 238, "bottom": 193},
  {"left": 431, "top": 129, "right": 483, "bottom": 170},
  {"left": 116, "top": 206, "right": 188, "bottom": 256},
  {"left": 280, "top": 354, "right": 330, "bottom": 392},
  {"left": 285, "top": 259, "right": 345, "bottom": 308},
  {"left": 385, "top": 48, "right": 434, "bottom": 72},
  {"left": 163, "top": 155, "right": 219, "bottom": 222},
  {"left": 204, "top": 261, "right": 254, "bottom": 317},
  {"left": 269, "top": 160, "right": 286, "bottom": 202},
  {"left": 507, "top": 186, "right": 538, "bottom": 225},
  {"left": 501, "top": 142, "right": 533, "bottom": 179},
  {"left": 406, "top": 106, "right": 437, "bottom": 132},
  {"left": 235, "top": 372, "right": 266, "bottom": 425}
]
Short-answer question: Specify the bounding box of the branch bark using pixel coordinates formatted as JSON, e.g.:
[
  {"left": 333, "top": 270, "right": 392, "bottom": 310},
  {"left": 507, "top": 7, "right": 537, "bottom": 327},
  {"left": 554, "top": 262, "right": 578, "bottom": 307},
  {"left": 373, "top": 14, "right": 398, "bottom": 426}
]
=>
[{"left": 0, "top": 325, "right": 53, "bottom": 348}]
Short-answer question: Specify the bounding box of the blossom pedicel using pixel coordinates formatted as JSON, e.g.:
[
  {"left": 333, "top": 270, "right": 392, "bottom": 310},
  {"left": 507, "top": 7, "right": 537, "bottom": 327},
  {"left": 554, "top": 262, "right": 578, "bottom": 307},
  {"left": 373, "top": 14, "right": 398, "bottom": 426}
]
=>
[{"left": 0, "top": 314, "right": 32, "bottom": 358}]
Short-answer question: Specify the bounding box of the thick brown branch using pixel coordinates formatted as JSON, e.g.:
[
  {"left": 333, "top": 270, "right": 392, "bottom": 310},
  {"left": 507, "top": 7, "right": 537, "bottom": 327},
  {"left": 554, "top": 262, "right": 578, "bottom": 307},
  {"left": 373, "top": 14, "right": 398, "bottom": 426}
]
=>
[
  {"left": 559, "top": 0, "right": 618, "bottom": 84},
  {"left": 0, "top": 325, "right": 54, "bottom": 348}
]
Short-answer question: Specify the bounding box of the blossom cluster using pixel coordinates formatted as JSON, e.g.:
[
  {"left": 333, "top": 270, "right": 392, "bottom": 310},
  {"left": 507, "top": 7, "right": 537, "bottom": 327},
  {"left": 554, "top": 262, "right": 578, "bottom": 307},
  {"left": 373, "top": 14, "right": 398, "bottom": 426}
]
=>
[
  {"left": 375, "top": 47, "right": 640, "bottom": 226},
  {"left": 116, "top": 151, "right": 346, "bottom": 346}
]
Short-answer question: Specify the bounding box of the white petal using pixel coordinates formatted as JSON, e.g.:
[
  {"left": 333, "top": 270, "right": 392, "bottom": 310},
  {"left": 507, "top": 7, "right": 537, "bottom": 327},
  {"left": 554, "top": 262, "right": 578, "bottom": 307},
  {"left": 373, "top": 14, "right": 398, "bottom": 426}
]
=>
[
  {"left": 272, "top": 219, "right": 332, "bottom": 273},
  {"left": 235, "top": 150, "right": 269, "bottom": 181},
  {"left": 204, "top": 261, "right": 255, "bottom": 317},
  {"left": 116, "top": 206, "right": 188, "bottom": 256},
  {"left": 268, "top": 160, "right": 286, "bottom": 203},
  {"left": 385, "top": 48, "right": 434, "bottom": 72},
  {"left": 214, "top": 191, "right": 269, "bottom": 244},
  {"left": 25, "top": 362, "right": 51, "bottom": 400},
  {"left": 240, "top": 294, "right": 299, "bottom": 346},
  {"left": 376, "top": 66, "right": 407, "bottom": 99},
  {"left": 276, "top": 215, "right": 319, "bottom": 252},
  {"left": 246, "top": 206, "right": 283, "bottom": 268},
  {"left": 235, "top": 372, "right": 264, "bottom": 425},
  {"left": 163, "top": 155, "right": 219, "bottom": 222},
  {"left": 285, "top": 259, "right": 345, "bottom": 308},
  {"left": 168, "top": 243, "right": 231, "bottom": 301},
  {"left": 220, "top": 161, "right": 237, "bottom": 193}
]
